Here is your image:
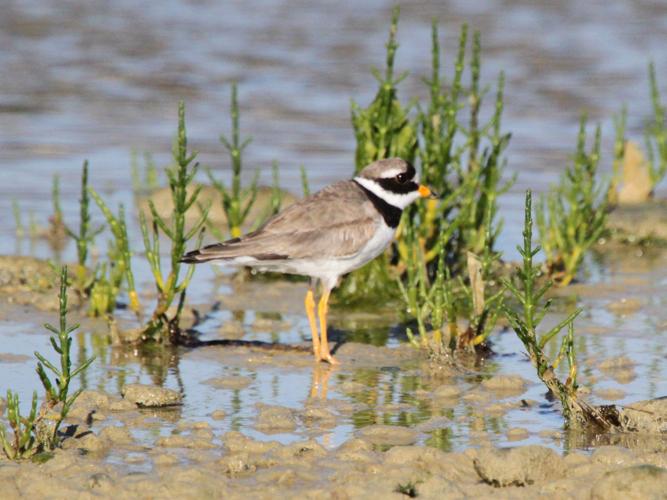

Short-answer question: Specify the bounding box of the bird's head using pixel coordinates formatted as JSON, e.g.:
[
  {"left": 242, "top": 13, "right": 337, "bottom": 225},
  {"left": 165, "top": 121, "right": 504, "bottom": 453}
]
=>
[{"left": 354, "top": 158, "right": 437, "bottom": 209}]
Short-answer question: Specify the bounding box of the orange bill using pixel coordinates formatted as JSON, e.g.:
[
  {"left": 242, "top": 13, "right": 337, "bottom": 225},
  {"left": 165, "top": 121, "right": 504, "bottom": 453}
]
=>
[{"left": 418, "top": 185, "right": 434, "bottom": 198}]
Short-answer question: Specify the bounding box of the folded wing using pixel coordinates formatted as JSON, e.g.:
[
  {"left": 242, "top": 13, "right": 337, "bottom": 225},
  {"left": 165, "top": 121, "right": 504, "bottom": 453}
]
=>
[{"left": 181, "top": 181, "right": 378, "bottom": 263}]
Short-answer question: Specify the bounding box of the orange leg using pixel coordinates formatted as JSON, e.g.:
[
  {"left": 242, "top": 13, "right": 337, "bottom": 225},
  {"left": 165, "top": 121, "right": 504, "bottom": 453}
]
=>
[
  {"left": 305, "top": 288, "right": 320, "bottom": 361},
  {"left": 317, "top": 289, "right": 338, "bottom": 365}
]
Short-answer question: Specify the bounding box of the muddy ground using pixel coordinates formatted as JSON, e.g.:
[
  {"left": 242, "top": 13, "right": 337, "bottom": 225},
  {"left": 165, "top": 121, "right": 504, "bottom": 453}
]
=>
[
  {"left": 1, "top": 405, "right": 667, "bottom": 499},
  {"left": 1, "top": 239, "right": 667, "bottom": 499},
  {"left": 2, "top": 0, "right": 667, "bottom": 496},
  {"left": 0, "top": 338, "right": 666, "bottom": 499},
  {"left": 0, "top": 204, "right": 666, "bottom": 499}
]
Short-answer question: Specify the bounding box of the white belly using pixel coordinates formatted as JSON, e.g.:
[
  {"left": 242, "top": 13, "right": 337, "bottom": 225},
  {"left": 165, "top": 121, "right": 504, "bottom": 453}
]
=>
[
  {"left": 290, "top": 221, "right": 396, "bottom": 289},
  {"left": 220, "top": 220, "right": 396, "bottom": 290}
]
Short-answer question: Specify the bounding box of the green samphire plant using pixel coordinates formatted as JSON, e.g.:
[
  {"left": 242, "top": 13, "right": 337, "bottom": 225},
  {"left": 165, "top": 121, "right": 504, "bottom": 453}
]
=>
[
  {"left": 205, "top": 85, "right": 285, "bottom": 243},
  {"left": 46, "top": 174, "right": 67, "bottom": 253},
  {"left": 205, "top": 83, "right": 259, "bottom": 241},
  {"left": 337, "top": 6, "right": 417, "bottom": 304},
  {"left": 503, "top": 191, "right": 613, "bottom": 429},
  {"left": 64, "top": 160, "right": 104, "bottom": 295},
  {"left": 0, "top": 267, "right": 95, "bottom": 459},
  {"left": 536, "top": 117, "right": 608, "bottom": 286},
  {"left": 140, "top": 101, "right": 209, "bottom": 342},
  {"left": 411, "top": 22, "right": 510, "bottom": 273},
  {"left": 339, "top": 12, "right": 511, "bottom": 310},
  {"left": 131, "top": 151, "right": 160, "bottom": 194},
  {"left": 350, "top": 7, "right": 418, "bottom": 172},
  {"left": 88, "top": 191, "right": 140, "bottom": 316},
  {"left": 646, "top": 62, "right": 667, "bottom": 190},
  {"left": 399, "top": 218, "right": 504, "bottom": 356}
]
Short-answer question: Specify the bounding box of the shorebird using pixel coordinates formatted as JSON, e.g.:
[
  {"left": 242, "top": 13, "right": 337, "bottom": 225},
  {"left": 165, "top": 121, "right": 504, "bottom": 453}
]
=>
[{"left": 181, "top": 158, "right": 434, "bottom": 364}]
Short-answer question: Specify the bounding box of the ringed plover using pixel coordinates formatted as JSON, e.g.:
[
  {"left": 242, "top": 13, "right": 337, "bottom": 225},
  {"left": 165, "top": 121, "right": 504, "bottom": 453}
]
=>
[{"left": 182, "top": 158, "right": 434, "bottom": 364}]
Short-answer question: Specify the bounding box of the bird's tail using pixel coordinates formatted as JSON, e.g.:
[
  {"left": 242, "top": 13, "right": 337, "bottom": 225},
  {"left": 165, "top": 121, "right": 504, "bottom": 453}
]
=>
[{"left": 180, "top": 239, "right": 243, "bottom": 264}]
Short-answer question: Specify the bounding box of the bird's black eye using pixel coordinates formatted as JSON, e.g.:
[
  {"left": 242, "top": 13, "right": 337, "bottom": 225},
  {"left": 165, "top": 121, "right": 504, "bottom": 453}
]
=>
[{"left": 395, "top": 172, "right": 409, "bottom": 184}]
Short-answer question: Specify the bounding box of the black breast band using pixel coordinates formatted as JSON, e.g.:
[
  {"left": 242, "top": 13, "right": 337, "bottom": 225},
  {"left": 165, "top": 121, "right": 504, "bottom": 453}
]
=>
[{"left": 353, "top": 180, "right": 403, "bottom": 228}]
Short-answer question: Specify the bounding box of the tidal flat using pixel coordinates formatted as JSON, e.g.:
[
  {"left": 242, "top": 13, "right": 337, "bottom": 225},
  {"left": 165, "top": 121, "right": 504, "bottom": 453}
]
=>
[
  {"left": 0, "top": 239, "right": 666, "bottom": 497},
  {"left": 2, "top": 0, "right": 667, "bottom": 497}
]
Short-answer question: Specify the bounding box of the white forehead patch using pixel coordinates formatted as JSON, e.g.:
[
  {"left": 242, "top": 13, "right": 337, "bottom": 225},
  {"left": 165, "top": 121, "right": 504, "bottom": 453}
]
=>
[
  {"left": 377, "top": 168, "right": 420, "bottom": 183},
  {"left": 379, "top": 168, "right": 405, "bottom": 179}
]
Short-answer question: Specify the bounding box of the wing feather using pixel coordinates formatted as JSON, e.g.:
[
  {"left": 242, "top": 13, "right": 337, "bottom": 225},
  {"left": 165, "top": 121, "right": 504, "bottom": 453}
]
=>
[{"left": 182, "top": 180, "right": 381, "bottom": 262}]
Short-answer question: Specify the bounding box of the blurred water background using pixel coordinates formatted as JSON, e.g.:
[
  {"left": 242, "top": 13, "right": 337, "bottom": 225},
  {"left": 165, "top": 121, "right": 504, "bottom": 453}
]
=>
[{"left": 1, "top": 0, "right": 666, "bottom": 252}]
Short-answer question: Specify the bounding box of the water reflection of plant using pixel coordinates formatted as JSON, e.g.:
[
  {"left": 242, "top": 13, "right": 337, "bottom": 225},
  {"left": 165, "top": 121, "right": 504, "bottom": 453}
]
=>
[
  {"left": 342, "top": 367, "right": 442, "bottom": 432},
  {"left": 425, "top": 427, "right": 452, "bottom": 452},
  {"left": 337, "top": 323, "right": 391, "bottom": 347},
  {"left": 108, "top": 343, "right": 182, "bottom": 388},
  {"left": 338, "top": 362, "right": 515, "bottom": 453}
]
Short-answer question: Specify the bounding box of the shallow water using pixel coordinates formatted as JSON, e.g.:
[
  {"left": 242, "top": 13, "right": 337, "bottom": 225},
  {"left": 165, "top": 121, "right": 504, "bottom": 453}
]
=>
[
  {"left": 1, "top": 246, "right": 666, "bottom": 463},
  {"left": 1, "top": 0, "right": 667, "bottom": 473}
]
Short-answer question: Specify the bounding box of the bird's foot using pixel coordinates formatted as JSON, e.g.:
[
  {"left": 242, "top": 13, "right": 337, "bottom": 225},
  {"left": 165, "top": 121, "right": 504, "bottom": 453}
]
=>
[{"left": 319, "top": 352, "right": 339, "bottom": 365}]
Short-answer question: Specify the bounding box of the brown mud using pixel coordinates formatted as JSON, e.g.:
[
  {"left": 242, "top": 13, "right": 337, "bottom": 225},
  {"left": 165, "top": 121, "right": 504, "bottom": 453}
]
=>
[
  {"left": 0, "top": 367, "right": 665, "bottom": 498},
  {"left": 2, "top": 0, "right": 667, "bottom": 495},
  {"left": 1, "top": 212, "right": 667, "bottom": 497},
  {"left": 0, "top": 265, "right": 666, "bottom": 497},
  {"left": 139, "top": 185, "right": 298, "bottom": 236},
  {"left": 607, "top": 200, "right": 667, "bottom": 244}
]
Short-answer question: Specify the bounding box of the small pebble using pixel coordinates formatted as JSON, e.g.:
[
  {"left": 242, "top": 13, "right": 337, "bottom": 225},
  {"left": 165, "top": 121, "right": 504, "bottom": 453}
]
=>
[
  {"left": 122, "top": 384, "right": 182, "bottom": 408},
  {"left": 481, "top": 374, "right": 527, "bottom": 395},
  {"left": 211, "top": 410, "right": 226, "bottom": 420},
  {"left": 506, "top": 427, "right": 529, "bottom": 441}
]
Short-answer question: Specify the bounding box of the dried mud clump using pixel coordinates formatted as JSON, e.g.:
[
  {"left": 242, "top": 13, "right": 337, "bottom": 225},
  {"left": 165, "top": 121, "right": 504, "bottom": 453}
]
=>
[
  {"left": 0, "top": 256, "right": 70, "bottom": 310},
  {"left": 590, "top": 465, "right": 667, "bottom": 500},
  {"left": 473, "top": 445, "right": 567, "bottom": 487},
  {"left": 121, "top": 384, "right": 182, "bottom": 408},
  {"left": 0, "top": 256, "right": 56, "bottom": 292},
  {"left": 616, "top": 397, "right": 667, "bottom": 434},
  {"left": 358, "top": 425, "right": 419, "bottom": 446},
  {"left": 481, "top": 374, "right": 528, "bottom": 396},
  {"left": 254, "top": 404, "right": 297, "bottom": 434},
  {"left": 607, "top": 200, "right": 667, "bottom": 243}
]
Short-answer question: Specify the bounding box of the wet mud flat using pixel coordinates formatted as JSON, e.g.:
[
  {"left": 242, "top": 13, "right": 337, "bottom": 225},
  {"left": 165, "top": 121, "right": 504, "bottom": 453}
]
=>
[
  {"left": 0, "top": 244, "right": 666, "bottom": 498},
  {"left": 0, "top": 294, "right": 667, "bottom": 498},
  {"left": 0, "top": 339, "right": 666, "bottom": 499},
  {"left": 1, "top": 410, "right": 667, "bottom": 499},
  {"left": 2, "top": 0, "right": 667, "bottom": 496}
]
